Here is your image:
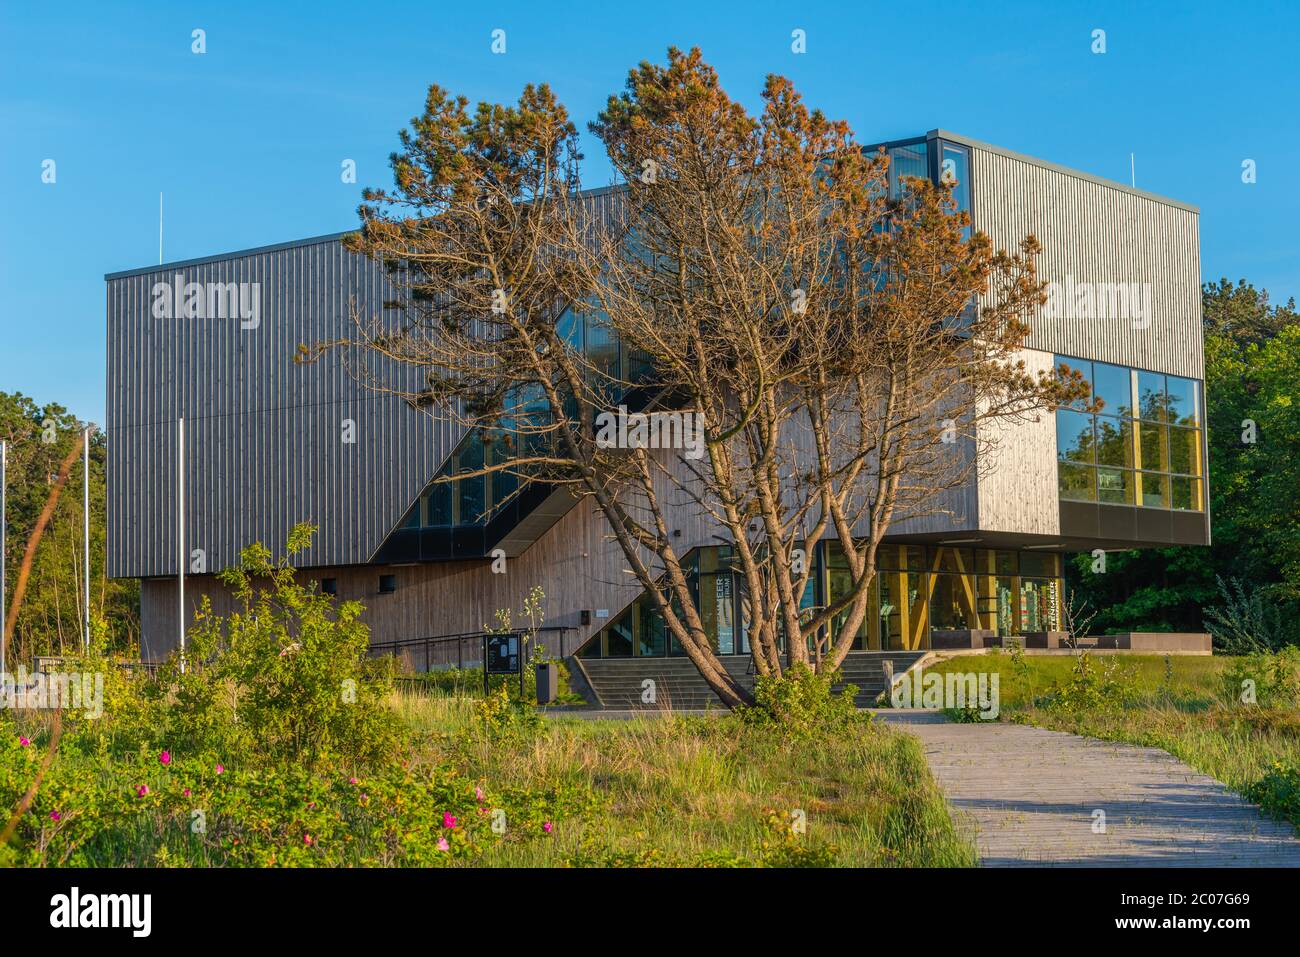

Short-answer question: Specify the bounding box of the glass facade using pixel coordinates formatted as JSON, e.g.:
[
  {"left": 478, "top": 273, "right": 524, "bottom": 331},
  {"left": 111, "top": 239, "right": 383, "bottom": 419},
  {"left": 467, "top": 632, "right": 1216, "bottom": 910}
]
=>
[
  {"left": 398, "top": 306, "right": 651, "bottom": 532},
  {"left": 580, "top": 543, "right": 1064, "bottom": 657},
  {"left": 1055, "top": 357, "right": 1205, "bottom": 511},
  {"left": 879, "top": 136, "right": 971, "bottom": 220}
]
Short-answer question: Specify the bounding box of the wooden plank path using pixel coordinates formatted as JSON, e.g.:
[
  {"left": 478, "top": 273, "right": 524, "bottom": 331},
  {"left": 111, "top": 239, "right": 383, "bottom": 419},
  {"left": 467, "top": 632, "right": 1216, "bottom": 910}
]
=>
[{"left": 877, "top": 711, "right": 1300, "bottom": 867}]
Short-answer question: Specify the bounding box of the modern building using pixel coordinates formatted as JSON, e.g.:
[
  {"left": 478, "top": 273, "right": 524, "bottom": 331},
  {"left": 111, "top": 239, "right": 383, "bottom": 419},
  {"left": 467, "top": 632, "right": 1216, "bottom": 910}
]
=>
[{"left": 105, "top": 130, "right": 1208, "bottom": 699}]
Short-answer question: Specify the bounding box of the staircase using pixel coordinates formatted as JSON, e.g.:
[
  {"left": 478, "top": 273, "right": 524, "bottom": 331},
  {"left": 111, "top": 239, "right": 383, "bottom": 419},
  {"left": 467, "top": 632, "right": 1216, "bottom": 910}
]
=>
[{"left": 575, "top": 651, "right": 927, "bottom": 711}]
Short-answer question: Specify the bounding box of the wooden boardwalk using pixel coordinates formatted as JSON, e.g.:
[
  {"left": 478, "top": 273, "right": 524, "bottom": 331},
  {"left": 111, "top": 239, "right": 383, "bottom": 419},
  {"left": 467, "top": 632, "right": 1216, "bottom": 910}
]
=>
[{"left": 878, "top": 711, "right": 1300, "bottom": 867}]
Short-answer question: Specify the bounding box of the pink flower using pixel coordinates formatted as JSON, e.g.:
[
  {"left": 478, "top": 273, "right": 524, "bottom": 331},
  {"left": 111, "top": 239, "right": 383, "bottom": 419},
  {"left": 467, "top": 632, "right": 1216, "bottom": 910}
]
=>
[
  {"left": 50, "top": 811, "right": 61, "bottom": 822},
  {"left": 304, "top": 834, "right": 313, "bottom": 845},
  {"left": 136, "top": 785, "right": 149, "bottom": 797},
  {"left": 18, "top": 736, "right": 30, "bottom": 747},
  {"left": 442, "top": 812, "right": 457, "bottom": 829},
  {"left": 436, "top": 838, "right": 450, "bottom": 852},
  {"left": 475, "top": 786, "right": 485, "bottom": 802},
  {"left": 543, "top": 821, "right": 553, "bottom": 834},
  {"left": 215, "top": 764, "right": 224, "bottom": 775},
  {"left": 183, "top": 788, "right": 191, "bottom": 797},
  {"left": 159, "top": 750, "right": 171, "bottom": 766},
  {"left": 478, "top": 806, "right": 488, "bottom": 816},
  {"left": 349, "top": 777, "right": 359, "bottom": 785}
]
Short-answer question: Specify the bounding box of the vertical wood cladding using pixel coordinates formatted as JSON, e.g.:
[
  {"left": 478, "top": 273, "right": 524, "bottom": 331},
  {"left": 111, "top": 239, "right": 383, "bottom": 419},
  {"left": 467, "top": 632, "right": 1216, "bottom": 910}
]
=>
[
  {"left": 971, "top": 145, "right": 1203, "bottom": 379},
  {"left": 106, "top": 235, "right": 464, "bottom": 578}
]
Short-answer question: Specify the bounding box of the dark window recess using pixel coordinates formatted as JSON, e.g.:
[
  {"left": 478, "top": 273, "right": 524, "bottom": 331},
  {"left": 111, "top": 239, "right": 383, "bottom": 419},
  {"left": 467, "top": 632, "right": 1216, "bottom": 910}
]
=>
[
  {"left": 321, "top": 578, "right": 337, "bottom": 596},
  {"left": 378, "top": 574, "right": 397, "bottom": 594}
]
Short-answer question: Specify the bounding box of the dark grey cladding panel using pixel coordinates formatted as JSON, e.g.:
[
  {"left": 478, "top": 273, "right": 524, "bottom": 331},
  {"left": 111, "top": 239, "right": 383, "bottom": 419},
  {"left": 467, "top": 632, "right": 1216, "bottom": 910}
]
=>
[{"left": 106, "top": 235, "right": 464, "bottom": 578}]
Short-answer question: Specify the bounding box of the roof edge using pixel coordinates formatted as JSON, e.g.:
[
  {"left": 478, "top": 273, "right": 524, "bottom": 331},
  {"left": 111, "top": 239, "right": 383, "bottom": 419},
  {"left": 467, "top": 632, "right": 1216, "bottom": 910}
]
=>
[
  {"left": 930, "top": 129, "right": 1199, "bottom": 214},
  {"left": 105, "top": 230, "right": 356, "bottom": 280}
]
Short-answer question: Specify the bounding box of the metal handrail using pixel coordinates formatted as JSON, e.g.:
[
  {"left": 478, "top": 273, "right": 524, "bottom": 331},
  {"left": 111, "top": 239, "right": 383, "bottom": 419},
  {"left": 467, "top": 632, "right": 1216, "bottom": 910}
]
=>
[{"left": 369, "top": 625, "right": 580, "bottom": 671}]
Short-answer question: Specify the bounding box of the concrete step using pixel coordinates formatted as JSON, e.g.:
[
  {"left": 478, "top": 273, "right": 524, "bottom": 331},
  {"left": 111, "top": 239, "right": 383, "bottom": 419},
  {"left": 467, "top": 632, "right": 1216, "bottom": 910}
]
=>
[{"left": 576, "top": 650, "right": 921, "bottom": 709}]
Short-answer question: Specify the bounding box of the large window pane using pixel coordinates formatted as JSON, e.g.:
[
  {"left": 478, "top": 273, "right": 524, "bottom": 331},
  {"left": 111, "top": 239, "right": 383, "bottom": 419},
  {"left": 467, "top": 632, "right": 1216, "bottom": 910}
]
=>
[
  {"left": 1171, "top": 476, "right": 1203, "bottom": 511},
  {"left": 636, "top": 598, "right": 666, "bottom": 656},
  {"left": 403, "top": 502, "right": 421, "bottom": 529},
  {"left": 1057, "top": 358, "right": 1092, "bottom": 410},
  {"left": 1137, "top": 370, "right": 1167, "bottom": 422},
  {"left": 1140, "top": 472, "right": 1169, "bottom": 509},
  {"left": 1019, "top": 552, "right": 1060, "bottom": 577},
  {"left": 1092, "top": 363, "right": 1132, "bottom": 417},
  {"left": 888, "top": 142, "right": 928, "bottom": 198},
  {"left": 932, "top": 546, "right": 975, "bottom": 574},
  {"left": 1138, "top": 422, "right": 1169, "bottom": 472},
  {"left": 995, "top": 577, "right": 1015, "bottom": 636},
  {"left": 426, "top": 482, "right": 452, "bottom": 526},
  {"left": 605, "top": 614, "right": 633, "bottom": 657},
  {"left": 1019, "top": 578, "right": 1059, "bottom": 632},
  {"left": 1057, "top": 409, "right": 1095, "bottom": 463},
  {"left": 585, "top": 317, "right": 621, "bottom": 393},
  {"left": 557, "top": 308, "right": 584, "bottom": 352},
  {"left": 1097, "top": 467, "right": 1134, "bottom": 505},
  {"left": 1059, "top": 463, "right": 1095, "bottom": 501},
  {"left": 1169, "top": 426, "right": 1201, "bottom": 476},
  {"left": 1166, "top": 376, "right": 1199, "bottom": 427},
  {"left": 456, "top": 439, "right": 486, "bottom": 524},
  {"left": 939, "top": 143, "right": 971, "bottom": 230},
  {"left": 930, "top": 574, "right": 977, "bottom": 631},
  {"left": 1095, "top": 415, "right": 1134, "bottom": 468}
]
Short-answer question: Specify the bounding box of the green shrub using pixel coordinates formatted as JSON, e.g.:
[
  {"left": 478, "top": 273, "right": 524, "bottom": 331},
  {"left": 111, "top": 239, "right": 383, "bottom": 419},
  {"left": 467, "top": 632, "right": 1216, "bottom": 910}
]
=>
[
  {"left": 740, "top": 663, "right": 861, "bottom": 737},
  {"left": 148, "top": 524, "right": 404, "bottom": 771},
  {"left": 1243, "top": 762, "right": 1300, "bottom": 832},
  {"left": 1041, "top": 652, "right": 1140, "bottom": 715},
  {"left": 0, "top": 731, "right": 593, "bottom": 866},
  {"left": 1220, "top": 647, "right": 1300, "bottom": 709},
  {"left": 473, "top": 684, "right": 543, "bottom": 736},
  {"left": 1205, "top": 577, "right": 1300, "bottom": 654}
]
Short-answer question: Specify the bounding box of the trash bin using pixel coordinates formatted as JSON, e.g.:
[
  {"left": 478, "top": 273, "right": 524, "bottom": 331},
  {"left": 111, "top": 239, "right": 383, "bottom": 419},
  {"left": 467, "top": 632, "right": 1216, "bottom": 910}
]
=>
[{"left": 535, "top": 662, "right": 559, "bottom": 705}]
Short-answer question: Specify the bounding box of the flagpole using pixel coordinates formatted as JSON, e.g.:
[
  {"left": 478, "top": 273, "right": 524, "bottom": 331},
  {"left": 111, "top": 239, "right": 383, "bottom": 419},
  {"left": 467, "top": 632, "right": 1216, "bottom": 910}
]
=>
[
  {"left": 83, "top": 428, "right": 90, "bottom": 652},
  {"left": 178, "top": 416, "right": 185, "bottom": 672}
]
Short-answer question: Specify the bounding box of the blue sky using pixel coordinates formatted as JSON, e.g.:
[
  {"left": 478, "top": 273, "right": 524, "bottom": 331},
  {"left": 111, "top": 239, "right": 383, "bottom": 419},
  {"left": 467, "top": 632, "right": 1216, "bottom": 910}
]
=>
[{"left": 2, "top": 0, "right": 1297, "bottom": 426}]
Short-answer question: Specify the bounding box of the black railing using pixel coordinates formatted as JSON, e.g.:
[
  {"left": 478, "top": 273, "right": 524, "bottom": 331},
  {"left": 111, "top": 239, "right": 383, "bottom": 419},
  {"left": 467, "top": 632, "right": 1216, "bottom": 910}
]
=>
[{"left": 368, "top": 626, "right": 580, "bottom": 673}]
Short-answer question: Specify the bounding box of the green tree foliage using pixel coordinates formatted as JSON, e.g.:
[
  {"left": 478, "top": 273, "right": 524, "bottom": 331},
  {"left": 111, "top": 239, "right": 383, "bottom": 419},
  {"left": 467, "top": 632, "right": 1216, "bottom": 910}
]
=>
[
  {"left": 1066, "top": 279, "right": 1300, "bottom": 636},
  {"left": 0, "top": 392, "right": 138, "bottom": 664}
]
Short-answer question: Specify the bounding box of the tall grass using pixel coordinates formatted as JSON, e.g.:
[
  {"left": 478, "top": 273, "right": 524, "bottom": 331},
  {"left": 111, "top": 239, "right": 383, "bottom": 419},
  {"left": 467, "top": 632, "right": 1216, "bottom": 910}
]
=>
[{"left": 396, "top": 690, "right": 975, "bottom": 867}]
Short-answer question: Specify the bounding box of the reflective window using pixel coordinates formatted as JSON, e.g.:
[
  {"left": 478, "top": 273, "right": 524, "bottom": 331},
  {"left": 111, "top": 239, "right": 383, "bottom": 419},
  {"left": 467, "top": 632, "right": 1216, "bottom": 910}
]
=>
[
  {"left": 1094, "top": 416, "right": 1133, "bottom": 468},
  {"left": 1092, "top": 362, "right": 1131, "bottom": 417},
  {"left": 1057, "top": 410, "right": 1094, "bottom": 464},
  {"left": 1137, "top": 370, "right": 1168, "bottom": 422},
  {"left": 887, "top": 142, "right": 928, "bottom": 199},
  {"left": 1097, "top": 467, "right": 1134, "bottom": 505},
  {"left": 1166, "top": 376, "right": 1199, "bottom": 427},
  {"left": 1055, "top": 357, "right": 1204, "bottom": 512}
]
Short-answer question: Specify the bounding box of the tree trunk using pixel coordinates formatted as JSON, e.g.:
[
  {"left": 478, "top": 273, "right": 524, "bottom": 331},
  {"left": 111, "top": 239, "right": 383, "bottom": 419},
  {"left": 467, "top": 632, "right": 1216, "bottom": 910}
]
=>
[{"left": 3, "top": 434, "right": 84, "bottom": 660}]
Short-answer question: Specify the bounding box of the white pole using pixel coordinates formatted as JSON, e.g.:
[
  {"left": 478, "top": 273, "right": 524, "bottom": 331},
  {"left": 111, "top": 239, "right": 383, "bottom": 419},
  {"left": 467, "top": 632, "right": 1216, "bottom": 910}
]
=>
[
  {"left": 1, "top": 440, "right": 7, "bottom": 682},
  {"left": 159, "top": 192, "right": 164, "bottom": 265},
  {"left": 1130, "top": 153, "right": 1136, "bottom": 188},
  {"left": 83, "top": 427, "right": 90, "bottom": 652},
  {"left": 178, "top": 416, "right": 185, "bottom": 671}
]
